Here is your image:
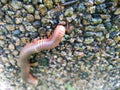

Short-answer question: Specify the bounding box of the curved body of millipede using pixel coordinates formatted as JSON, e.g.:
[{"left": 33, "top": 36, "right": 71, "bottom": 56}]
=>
[{"left": 18, "top": 25, "right": 66, "bottom": 86}]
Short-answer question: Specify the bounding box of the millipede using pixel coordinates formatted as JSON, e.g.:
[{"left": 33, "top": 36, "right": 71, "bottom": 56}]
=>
[{"left": 18, "top": 25, "right": 66, "bottom": 86}]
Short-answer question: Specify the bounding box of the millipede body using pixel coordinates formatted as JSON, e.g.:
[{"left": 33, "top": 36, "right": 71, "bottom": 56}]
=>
[{"left": 18, "top": 25, "right": 66, "bottom": 86}]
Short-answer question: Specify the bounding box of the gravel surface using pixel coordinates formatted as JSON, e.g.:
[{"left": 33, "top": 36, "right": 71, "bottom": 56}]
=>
[{"left": 0, "top": 0, "right": 120, "bottom": 90}]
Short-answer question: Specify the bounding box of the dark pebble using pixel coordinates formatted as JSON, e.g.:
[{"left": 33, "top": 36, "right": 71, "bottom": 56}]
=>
[{"left": 32, "top": 20, "right": 41, "bottom": 29}]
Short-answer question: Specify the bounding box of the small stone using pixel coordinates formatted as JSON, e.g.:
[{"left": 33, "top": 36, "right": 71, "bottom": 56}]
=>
[
  {"left": 95, "top": 24, "right": 106, "bottom": 31},
  {"left": 84, "top": 0, "right": 94, "bottom": 6},
  {"left": 35, "top": 10, "right": 40, "bottom": 19},
  {"left": 25, "top": 14, "right": 34, "bottom": 22},
  {"left": 5, "top": 15, "right": 13, "bottom": 24},
  {"left": 12, "top": 29, "right": 21, "bottom": 36},
  {"left": 22, "top": 22, "right": 37, "bottom": 32},
  {"left": 104, "top": 21, "right": 112, "bottom": 30},
  {"left": 15, "top": 18, "right": 23, "bottom": 24},
  {"left": 24, "top": 5, "right": 35, "bottom": 14},
  {"left": 91, "top": 17, "right": 102, "bottom": 25},
  {"left": 5, "top": 24, "right": 15, "bottom": 31},
  {"left": 0, "top": 40, "right": 5, "bottom": 47},
  {"left": 85, "top": 25, "right": 95, "bottom": 31},
  {"left": 96, "top": 4, "right": 107, "bottom": 13},
  {"left": 78, "top": 3, "right": 86, "bottom": 12},
  {"left": 32, "top": 21, "right": 41, "bottom": 29},
  {"left": 64, "top": 7, "right": 73, "bottom": 17},
  {"left": 44, "top": 0, "right": 53, "bottom": 9},
  {"left": 88, "top": 6, "right": 96, "bottom": 13},
  {"left": 38, "top": 4, "right": 47, "bottom": 15},
  {"left": 0, "top": 10, "right": 4, "bottom": 18},
  {"left": 84, "top": 37, "right": 94, "bottom": 44},
  {"left": 114, "top": 8, "right": 120, "bottom": 15},
  {"left": 10, "top": 1, "right": 22, "bottom": 10},
  {"left": 95, "top": 0, "right": 105, "bottom": 4},
  {"left": 8, "top": 43, "right": 15, "bottom": 50},
  {"left": 1, "top": 0, "right": 8, "bottom": 4},
  {"left": 19, "top": 25, "right": 25, "bottom": 32},
  {"left": 100, "top": 14, "right": 111, "bottom": 19}
]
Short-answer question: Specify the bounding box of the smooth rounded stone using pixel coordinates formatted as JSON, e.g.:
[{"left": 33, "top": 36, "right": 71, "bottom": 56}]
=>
[
  {"left": 64, "top": 7, "right": 73, "bottom": 17},
  {"left": 84, "top": 37, "right": 94, "bottom": 44},
  {"left": 38, "top": 4, "right": 47, "bottom": 15},
  {"left": 100, "top": 14, "right": 111, "bottom": 19},
  {"left": 24, "top": 5, "right": 35, "bottom": 14},
  {"left": 77, "top": 3, "right": 86, "bottom": 12},
  {"left": 1, "top": 0, "right": 8, "bottom": 4},
  {"left": 91, "top": 17, "right": 102, "bottom": 25},
  {"left": 15, "top": 18, "right": 23, "bottom": 24},
  {"left": 35, "top": 10, "right": 40, "bottom": 19},
  {"left": 12, "top": 29, "right": 21, "bottom": 36},
  {"left": 95, "top": 0, "right": 105, "bottom": 4},
  {"left": 114, "top": 8, "right": 120, "bottom": 15},
  {"left": 19, "top": 25, "right": 25, "bottom": 32},
  {"left": 6, "top": 10, "right": 15, "bottom": 16},
  {"left": 22, "top": 22, "right": 37, "bottom": 32},
  {"left": 85, "top": 25, "right": 95, "bottom": 31},
  {"left": 95, "top": 24, "right": 106, "bottom": 31},
  {"left": 8, "top": 43, "right": 15, "bottom": 50},
  {"left": 10, "top": 1, "right": 22, "bottom": 10},
  {"left": 25, "top": 14, "right": 34, "bottom": 22},
  {"left": 44, "top": 0, "right": 53, "bottom": 9},
  {"left": 5, "top": 24, "right": 15, "bottom": 31},
  {"left": 32, "top": 21, "right": 41, "bottom": 29}
]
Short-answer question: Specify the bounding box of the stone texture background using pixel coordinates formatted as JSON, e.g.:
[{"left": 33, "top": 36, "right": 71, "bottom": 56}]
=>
[{"left": 0, "top": 0, "right": 119, "bottom": 90}]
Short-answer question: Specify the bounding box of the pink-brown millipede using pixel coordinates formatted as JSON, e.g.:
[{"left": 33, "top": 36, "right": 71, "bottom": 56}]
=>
[{"left": 18, "top": 25, "right": 66, "bottom": 86}]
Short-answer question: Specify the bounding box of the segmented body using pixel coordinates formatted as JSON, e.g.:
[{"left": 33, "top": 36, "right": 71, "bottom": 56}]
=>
[{"left": 18, "top": 25, "right": 66, "bottom": 86}]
